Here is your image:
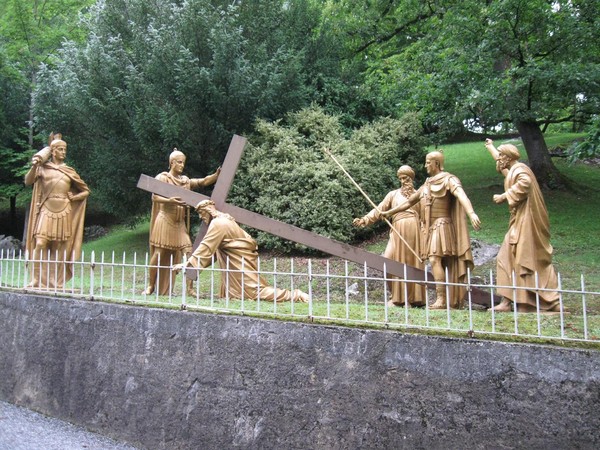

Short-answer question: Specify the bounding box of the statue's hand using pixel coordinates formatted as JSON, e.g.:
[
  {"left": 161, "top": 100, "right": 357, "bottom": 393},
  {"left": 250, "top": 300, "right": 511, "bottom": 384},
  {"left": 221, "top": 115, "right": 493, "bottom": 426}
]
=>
[
  {"left": 485, "top": 138, "right": 494, "bottom": 147},
  {"left": 171, "top": 196, "right": 186, "bottom": 206},
  {"left": 67, "top": 192, "right": 74, "bottom": 202},
  {"left": 352, "top": 218, "right": 365, "bottom": 228},
  {"left": 493, "top": 194, "right": 505, "bottom": 204},
  {"left": 31, "top": 155, "right": 42, "bottom": 166},
  {"left": 172, "top": 263, "right": 184, "bottom": 274},
  {"left": 469, "top": 212, "right": 481, "bottom": 231}
]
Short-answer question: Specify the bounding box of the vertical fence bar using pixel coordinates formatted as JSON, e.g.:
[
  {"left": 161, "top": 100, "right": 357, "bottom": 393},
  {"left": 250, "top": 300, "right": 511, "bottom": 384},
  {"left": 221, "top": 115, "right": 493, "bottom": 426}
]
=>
[
  {"left": 132, "top": 252, "right": 138, "bottom": 302},
  {"left": 326, "top": 260, "right": 331, "bottom": 319},
  {"left": 53, "top": 249, "right": 58, "bottom": 294},
  {"left": 467, "top": 267, "right": 473, "bottom": 333},
  {"left": 210, "top": 253, "right": 215, "bottom": 308},
  {"left": 403, "top": 264, "right": 409, "bottom": 326},
  {"left": 168, "top": 254, "right": 173, "bottom": 304},
  {"left": 490, "top": 269, "right": 495, "bottom": 334},
  {"left": 512, "top": 270, "right": 518, "bottom": 335},
  {"left": 90, "top": 251, "right": 95, "bottom": 298},
  {"left": 23, "top": 250, "right": 29, "bottom": 288},
  {"left": 241, "top": 256, "right": 245, "bottom": 312},
  {"left": 156, "top": 252, "right": 161, "bottom": 301},
  {"left": 79, "top": 250, "right": 84, "bottom": 295},
  {"left": 63, "top": 250, "right": 68, "bottom": 294},
  {"left": 121, "top": 251, "right": 126, "bottom": 300},
  {"left": 143, "top": 252, "right": 149, "bottom": 297},
  {"left": 363, "top": 262, "right": 369, "bottom": 322},
  {"left": 290, "top": 258, "right": 295, "bottom": 315},
  {"left": 100, "top": 251, "right": 105, "bottom": 298},
  {"left": 558, "top": 272, "right": 565, "bottom": 339},
  {"left": 273, "top": 258, "right": 277, "bottom": 314},
  {"left": 225, "top": 255, "right": 230, "bottom": 309},
  {"left": 535, "top": 271, "right": 541, "bottom": 336},
  {"left": 181, "top": 255, "right": 187, "bottom": 309},
  {"left": 256, "top": 256, "right": 261, "bottom": 312},
  {"left": 308, "top": 259, "right": 313, "bottom": 318},
  {"left": 383, "top": 262, "right": 389, "bottom": 323},
  {"left": 424, "top": 267, "right": 430, "bottom": 327},
  {"left": 11, "top": 249, "right": 16, "bottom": 287},
  {"left": 344, "top": 261, "right": 349, "bottom": 320},
  {"left": 110, "top": 251, "right": 115, "bottom": 299},
  {"left": 581, "top": 274, "right": 588, "bottom": 341},
  {"left": 17, "top": 250, "right": 22, "bottom": 289},
  {"left": 0, "top": 249, "right": 3, "bottom": 287},
  {"left": 445, "top": 267, "right": 451, "bottom": 327}
]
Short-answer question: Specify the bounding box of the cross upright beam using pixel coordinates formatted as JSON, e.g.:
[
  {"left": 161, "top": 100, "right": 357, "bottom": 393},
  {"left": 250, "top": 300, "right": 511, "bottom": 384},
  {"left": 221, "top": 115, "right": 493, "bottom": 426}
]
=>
[{"left": 192, "top": 134, "right": 247, "bottom": 250}]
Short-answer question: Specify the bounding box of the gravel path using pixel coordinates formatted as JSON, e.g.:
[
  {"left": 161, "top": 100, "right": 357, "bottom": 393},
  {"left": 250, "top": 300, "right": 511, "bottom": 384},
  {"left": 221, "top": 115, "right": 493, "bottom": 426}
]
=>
[{"left": 0, "top": 401, "right": 138, "bottom": 450}]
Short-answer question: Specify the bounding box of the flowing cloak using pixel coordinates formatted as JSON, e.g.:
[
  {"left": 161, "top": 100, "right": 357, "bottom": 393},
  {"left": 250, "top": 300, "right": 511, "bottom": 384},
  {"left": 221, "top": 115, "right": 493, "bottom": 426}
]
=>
[
  {"left": 186, "top": 214, "right": 307, "bottom": 302},
  {"left": 148, "top": 172, "right": 194, "bottom": 295},
  {"left": 25, "top": 161, "right": 89, "bottom": 287},
  {"left": 418, "top": 172, "right": 474, "bottom": 308},
  {"left": 361, "top": 189, "right": 425, "bottom": 305},
  {"left": 496, "top": 162, "right": 559, "bottom": 309}
]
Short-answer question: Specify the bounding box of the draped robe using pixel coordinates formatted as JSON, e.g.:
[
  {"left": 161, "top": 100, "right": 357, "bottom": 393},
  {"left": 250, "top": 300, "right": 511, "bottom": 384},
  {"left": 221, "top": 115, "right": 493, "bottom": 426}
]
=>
[
  {"left": 186, "top": 214, "right": 307, "bottom": 302},
  {"left": 496, "top": 162, "right": 559, "bottom": 310}
]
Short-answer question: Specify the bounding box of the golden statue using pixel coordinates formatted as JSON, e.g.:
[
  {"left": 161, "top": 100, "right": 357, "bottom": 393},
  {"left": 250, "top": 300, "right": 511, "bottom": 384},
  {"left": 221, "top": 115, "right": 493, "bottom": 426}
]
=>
[
  {"left": 145, "top": 149, "right": 220, "bottom": 296},
  {"left": 383, "top": 151, "right": 480, "bottom": 309},
  {"left": 484, "top": 139, "right": 559, "bottom": 312},
  {"left": 353, "top": 165, "right": 426, "bottom": 307},
  {"left": 24, "top": 133, "right": 90, "bottom": 289},
  {"left": 173, "top": 200, "right": 309, "bottom": 303}
]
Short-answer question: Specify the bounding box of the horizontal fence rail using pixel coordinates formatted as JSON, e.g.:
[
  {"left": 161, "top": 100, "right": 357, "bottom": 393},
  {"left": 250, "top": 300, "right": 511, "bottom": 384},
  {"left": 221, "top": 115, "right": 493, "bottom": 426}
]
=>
[{"left": 1, "top": 249, "right": 598, "bottom": 344}]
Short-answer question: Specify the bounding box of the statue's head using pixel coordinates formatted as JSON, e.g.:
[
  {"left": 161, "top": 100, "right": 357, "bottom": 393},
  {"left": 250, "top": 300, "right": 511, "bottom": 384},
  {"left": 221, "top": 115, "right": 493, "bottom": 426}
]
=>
[
  {"left": 169, "top": 148, "right": 186, "bottom": 165},
  {"left": 425, "top": 150, "right": 444, "bottom": 173},
  {"left": 169, "top": 148, "right": 186, "bottom": 173},
  {"left": 497, "top": 144, "right": 520, "bottom": 161},
  {"left": 195, "top": 199, "right": 216, "bottom": 223},
  {"left": 397, "top": 165, "right": 415, "bottom": 186},
  {"left": 49, "top": 133, "right": 67, "bottom": 160}
]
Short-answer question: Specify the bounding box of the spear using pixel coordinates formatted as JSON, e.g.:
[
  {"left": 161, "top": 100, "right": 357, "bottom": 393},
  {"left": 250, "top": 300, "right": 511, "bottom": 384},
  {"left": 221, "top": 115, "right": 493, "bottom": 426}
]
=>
[{"left": 322, "top": 147, "right": 422, "bottom": 263}]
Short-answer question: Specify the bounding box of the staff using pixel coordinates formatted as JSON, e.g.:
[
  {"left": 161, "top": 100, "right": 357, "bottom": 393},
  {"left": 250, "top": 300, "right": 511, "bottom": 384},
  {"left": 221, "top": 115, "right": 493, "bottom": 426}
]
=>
[{"left": 322, "top": 147, "right": 422, "bottom": 263}]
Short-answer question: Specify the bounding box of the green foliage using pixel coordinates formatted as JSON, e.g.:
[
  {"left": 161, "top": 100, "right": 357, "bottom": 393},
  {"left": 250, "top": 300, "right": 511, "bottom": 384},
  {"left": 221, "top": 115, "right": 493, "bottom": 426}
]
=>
[
  {"left": 32, "top": 0, "right": 381, "bottom": 218},
  {"left": 0, "top": 0, "right": 95, "bottom": 211},
  {"left": 229, "top": 106, "right": 426, "bottom": 252},
  {"left": 326, "top": 0, "right": 600, "bottom": 183},
  {"left": 568, "top": 118, "right": 600, "bottom": 163}
]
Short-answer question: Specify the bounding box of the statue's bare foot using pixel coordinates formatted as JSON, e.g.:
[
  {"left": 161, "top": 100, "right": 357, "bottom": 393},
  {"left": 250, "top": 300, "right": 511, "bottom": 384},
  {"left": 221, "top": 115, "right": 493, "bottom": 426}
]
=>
[
  {"left": 143, "top": 286, "right": 154, "bottom": 295},
  {"left": 187, "top": 288, "right": 197, "bottom": 297},
  {"left": 296, "top": 291, "right": 309, "bottom": 303},
  {"left": 489, "top": 297, "right": 512, "bottom": 312},
  {"left": 387, "top": 300, "right": 406, "bottom": 308},
  {"left": 429, "top": 300, "right": 447, "bottom": 310}
]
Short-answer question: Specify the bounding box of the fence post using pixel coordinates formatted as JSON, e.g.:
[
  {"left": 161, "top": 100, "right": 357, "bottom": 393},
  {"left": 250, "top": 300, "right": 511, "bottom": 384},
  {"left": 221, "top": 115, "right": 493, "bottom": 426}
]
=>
[{"left": 90, "top": 251, "right": 95, "bottom": 298}]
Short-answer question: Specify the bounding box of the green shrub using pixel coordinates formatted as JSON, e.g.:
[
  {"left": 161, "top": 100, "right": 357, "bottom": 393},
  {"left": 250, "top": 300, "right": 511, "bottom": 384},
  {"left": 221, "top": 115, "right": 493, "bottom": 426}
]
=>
[
  {"left": 229, "top": 106, "right": 426, "bottom": 253},
  {"left": 568, "top": 117, "right": 600, "bottom": 163}
]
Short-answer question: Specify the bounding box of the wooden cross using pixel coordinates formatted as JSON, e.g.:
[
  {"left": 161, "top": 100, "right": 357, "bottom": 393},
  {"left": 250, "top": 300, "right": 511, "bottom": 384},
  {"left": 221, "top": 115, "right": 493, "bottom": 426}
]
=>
[{"left": 137, "top": 135, "right": 496, "bottom": 306}]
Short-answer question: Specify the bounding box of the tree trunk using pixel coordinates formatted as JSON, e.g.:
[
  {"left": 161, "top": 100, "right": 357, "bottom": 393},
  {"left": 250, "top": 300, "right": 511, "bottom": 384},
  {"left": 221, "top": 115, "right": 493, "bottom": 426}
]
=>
[
  {"left": 514, "top": 120, "right": 565, "bottom": 189},
  {"left": 10, "top": 196, "right": 16, "bottom": 221}
]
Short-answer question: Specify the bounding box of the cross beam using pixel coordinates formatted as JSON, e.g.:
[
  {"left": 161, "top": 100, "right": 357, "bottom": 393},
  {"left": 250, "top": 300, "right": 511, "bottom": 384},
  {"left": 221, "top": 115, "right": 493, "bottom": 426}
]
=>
[
  {"left": 192, "top": 134, "right": 247, "bottom": 250},
  {"left": 138, "top": 190, "right": 497, "bottom": 306}
]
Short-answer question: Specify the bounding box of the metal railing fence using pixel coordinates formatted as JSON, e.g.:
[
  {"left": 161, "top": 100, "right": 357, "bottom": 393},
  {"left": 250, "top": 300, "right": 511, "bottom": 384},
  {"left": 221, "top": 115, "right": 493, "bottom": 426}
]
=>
[{"left": 1, "top": 249, "right": 598, "bottom": 344}]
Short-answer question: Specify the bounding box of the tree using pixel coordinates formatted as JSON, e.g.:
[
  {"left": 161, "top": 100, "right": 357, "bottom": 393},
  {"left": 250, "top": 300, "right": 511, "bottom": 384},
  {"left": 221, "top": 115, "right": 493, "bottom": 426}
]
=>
[
  {"left": 33, "top": 0, "right": 383, "bottom": 218},
  {"left": 328, "top": 0, "right": 600, "bottom": 188},
  {"left": 0, "top": 0, "right": 94, "bottom": 227}
]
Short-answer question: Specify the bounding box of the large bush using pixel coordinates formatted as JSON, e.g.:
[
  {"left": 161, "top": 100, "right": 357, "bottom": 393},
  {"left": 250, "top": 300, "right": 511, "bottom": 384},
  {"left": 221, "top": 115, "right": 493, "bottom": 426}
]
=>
[{"left": 229, "top": 106, "right": 426, "bottom": 253}]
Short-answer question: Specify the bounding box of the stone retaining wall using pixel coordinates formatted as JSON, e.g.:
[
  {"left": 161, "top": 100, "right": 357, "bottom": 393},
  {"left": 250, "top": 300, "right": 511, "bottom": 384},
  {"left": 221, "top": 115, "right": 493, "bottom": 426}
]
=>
[{"left": 0, "top": 291, "right": 598, "bottom": 449}]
